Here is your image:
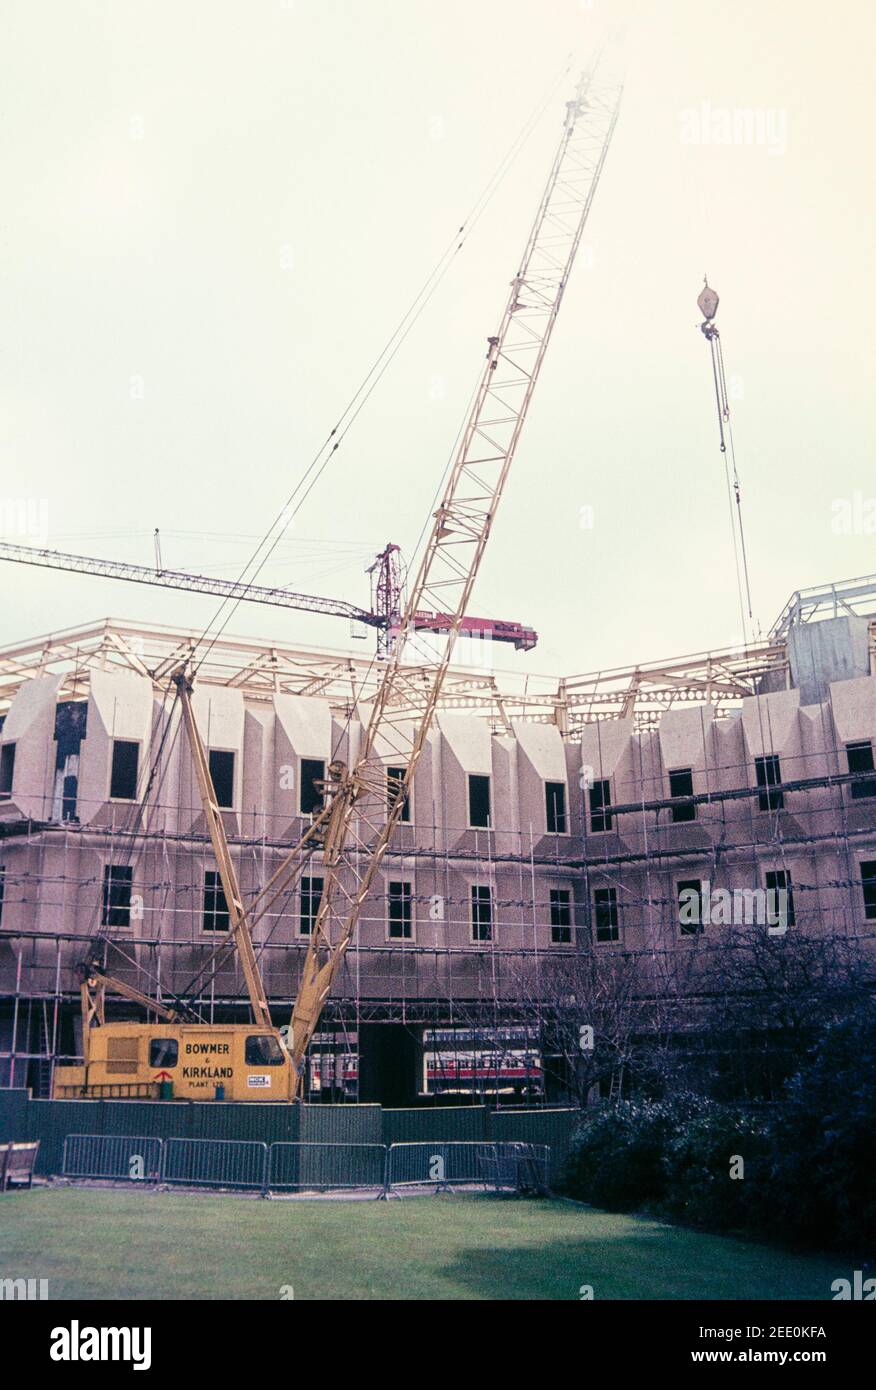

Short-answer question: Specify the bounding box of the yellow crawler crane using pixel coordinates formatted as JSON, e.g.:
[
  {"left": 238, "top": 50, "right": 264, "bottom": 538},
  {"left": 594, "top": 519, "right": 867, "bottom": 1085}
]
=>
[
  {"left": 53, "top": 674, "right": 298, "bottom": 1100},
  {"left": 53, "top": 58, "right": 622, "bottom": 1101}
]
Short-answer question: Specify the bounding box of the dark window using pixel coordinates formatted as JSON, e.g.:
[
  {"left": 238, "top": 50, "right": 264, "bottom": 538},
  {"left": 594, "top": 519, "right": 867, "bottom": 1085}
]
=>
[
  {"left": 589, "top": 778, "right": 612, "bottom": 832},
  {"left": 861, "top": 861, "right": 876, "bottom": 920},
  {"left": 299, "top": 875, "right": 324, "bottom": 936},
  {"left": 245, "top": 1034, "right": 285, "bottom": 1066},
  {"left": 387, "top": 767, "right": 411, "bottom": 822},
  {"left": 110, "top": 740, "right": 139, "bottom": 801},
  {"left": 668, "top": 768, "right": 696, "bottom": 823},
  {"left": 203, "top": 869, "right": 230, "bottom": 932},
  {"left": 53, "top": 700, "right": 86, "bottom": 823},
  {"left": 149, "top": 1038, "right": 179, "bottom": 1069},
  {"left": 388, "top": 880, "right": 413, "bottom": 940},
  {"left": 765, "top": 869, "right": 796, "bottom": 928},
  {"left": 550, "top": 887, "right": 572, "bottom": 944},
  {"left": 471, "top": 884, "right": 493, "bottom": 941},
  {"left": 209, "top": 749, "right": 235, "bottom": 809},
  {"left": 300, "top": 758, "right": 325, "bottom": 816},
  {"left": 102, "top": 864, "right": 133, "bottom": 927},
  {"left": 546, "top": 782, "right": 567, "bottom": 834},
  {"left": 468, "top": 775, "right": 491, "bottom": 828},
  {"left": 755, "top": 754, "right": 783, "bottom": 812},
  {"left": 60, "top": 774, "right": 78, "bottom": 823},
  {"left": 677, "top": 878, "right": 705, "bottom": 935},
  {"left": 0, "top": 743, "right": 16, "bottom": 799},
  {"left": 847, "top": 741, "right": 876, "bottom": 800},
  {"left": 593, "top": 886, "right": 618, "bottom": 943}
]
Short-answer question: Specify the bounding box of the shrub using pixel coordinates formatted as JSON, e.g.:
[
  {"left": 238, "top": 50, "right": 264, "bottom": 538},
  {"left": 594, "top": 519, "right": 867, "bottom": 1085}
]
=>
[
  {"left": 561, "top": 1004, "right": 876, "bottom": 1252},
  {"left": 659, "top": 1107, "right": 772, "bottom": 1232},
  {"left": 764, "top": 1006, "right": 876, "bottom": 1251},
  {"left": 561, "top": 1093, "right": 709, "bottom": 1210}
]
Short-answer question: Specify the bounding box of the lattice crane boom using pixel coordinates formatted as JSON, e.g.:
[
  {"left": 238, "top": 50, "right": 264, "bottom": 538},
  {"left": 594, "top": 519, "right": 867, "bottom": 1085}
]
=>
[
  {"left": 283, "top": 60, "right": 624, "bottom": 1086},
  {"left": 174, "top": 671, "right": 273, "bottom": 1029}
]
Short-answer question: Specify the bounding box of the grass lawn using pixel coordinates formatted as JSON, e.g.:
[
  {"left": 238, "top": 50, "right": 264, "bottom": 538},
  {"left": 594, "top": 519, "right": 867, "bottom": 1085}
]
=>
[{"left": 0, "top": 1186, "right": 842, "bottom": 1300}]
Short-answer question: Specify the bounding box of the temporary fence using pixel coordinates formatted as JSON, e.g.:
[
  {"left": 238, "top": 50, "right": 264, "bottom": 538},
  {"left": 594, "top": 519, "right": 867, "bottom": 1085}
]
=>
[
  {"left": 383, "top": 1140, "right": 550, "bottom": 1193},
  {"left": 61, "top": 1133, "right": 163, "bottom": 1182},
  {"left": 161, "top": 1138, "right": 269, "bottom": 1190},
  {"left": 58, "top": 1132, "right": 552, "bottom": 1196},
  {"left": 0, "top": 1090, "right": 578, "bottom": 1180},
  {"left": 269, "top": 1141, "right": 387, "bottom": 1192},
  {"left": 477, "top": 1142, "right": 551, "bottom": 1194},
  {"left": 385, "top": 1141, "right": 497, "bottom": 1191}
]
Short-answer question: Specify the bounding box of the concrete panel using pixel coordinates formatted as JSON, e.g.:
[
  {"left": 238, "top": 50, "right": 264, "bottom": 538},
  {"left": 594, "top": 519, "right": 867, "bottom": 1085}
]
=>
[
  {"left": 242, "top": 705, "right": 272, "bottom": 839},
  {"left": 512, "top": 720, "right": 567, "bottom": 780},
  {"left": 513, "top": 719, "right": 568, "bottom": 849},
  {"left": 0, "top": 674, "right": 62, "bottom": 820},
  {"left": 436, "top": 713, "right": 494, "bottom": 852},
  {"left": 79, "top": 671, "right": 154, "bottom": 828},
  {"left": 658, "top": 705, "right": 715, "bottom": 772},
  {"left": 829, "top": 675, "right": 876, "bottom": 744},
  {"left": 577, "top": 717, "right": 633, "bottom": 780},
  {"left": 173, "top": 686, "right": 246, "bottom": 835},
  {"left": 274, "top": 693, "right": 332, "bottom": 759},
  {"left": 789, "top": 615, "right": 870, "bottom": 705},
  {"left": 740, "top": 688, "right": 801, "bottom": 758},
  {"left": 272, "top": 693, "right": 333, "bottom": 837},
  {"left": 437, "top": 713, "right": 492, "bottom": 775}
]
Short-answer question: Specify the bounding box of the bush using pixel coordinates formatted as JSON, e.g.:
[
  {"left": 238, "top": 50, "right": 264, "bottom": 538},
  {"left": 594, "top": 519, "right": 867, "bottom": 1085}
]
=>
[
  {"left": 561, "top": 1093, "right": 709, "bottom": 1210},
  {"left": 764, "top": 1006, "right": 876, "bottom": 1251},
  {"left": 659, "top": 1107, "right": 772, "bottom": 1232},
  {"left": 560, "top": 1003, "right": 876, "bottom": 1252}
]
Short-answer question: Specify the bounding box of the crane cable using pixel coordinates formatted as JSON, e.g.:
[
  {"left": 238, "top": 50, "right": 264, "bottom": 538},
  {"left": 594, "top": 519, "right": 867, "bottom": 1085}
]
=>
[
  {"left": 190, "top": 55, "right": 575, "bottom": 673},
  {"left": 699, "top": 280, "right": 755, "bottom": 640}
]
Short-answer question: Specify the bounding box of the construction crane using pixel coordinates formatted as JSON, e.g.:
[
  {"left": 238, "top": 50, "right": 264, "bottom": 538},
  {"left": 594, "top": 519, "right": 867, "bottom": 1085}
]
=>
[
  {"left": 0, "top": 539, "right": 538, "bottom": 652},
  {"left": 52, "top": 56, "right": 623, "bottom": 1102},
  {"left": 55, "top": 669, "right": 300, "bottom": 1100},
  {"left": 240, "top": 57, "right": 623, "bottom": 1090}
]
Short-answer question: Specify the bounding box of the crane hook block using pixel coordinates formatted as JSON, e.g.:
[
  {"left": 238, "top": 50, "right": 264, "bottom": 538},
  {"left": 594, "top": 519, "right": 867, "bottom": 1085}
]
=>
[{"left": 697, "top": 281, "right": 719, "bottom": 322}]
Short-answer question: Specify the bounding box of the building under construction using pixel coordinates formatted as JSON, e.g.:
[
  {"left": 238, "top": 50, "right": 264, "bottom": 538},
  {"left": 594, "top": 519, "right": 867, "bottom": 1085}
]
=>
[
  {"left": 1, "top": 571, "right": 875, "bottom": 1105},
  {"left": 0, "top": 59, "right": 872, "bottom": 1109}
]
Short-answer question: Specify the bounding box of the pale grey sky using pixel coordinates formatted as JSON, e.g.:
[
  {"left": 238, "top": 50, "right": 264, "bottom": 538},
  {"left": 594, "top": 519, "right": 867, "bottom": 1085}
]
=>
[{"left": 1, "top": 0, "right": 873, "bottom": 679}]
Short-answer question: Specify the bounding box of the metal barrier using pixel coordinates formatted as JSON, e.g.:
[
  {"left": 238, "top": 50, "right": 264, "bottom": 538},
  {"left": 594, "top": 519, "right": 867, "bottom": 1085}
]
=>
[
  {"left": 161, "top": 1138, "right": 269, "bottom": 1191},
  {"left": 269, "top": 1142, "right": 387, "bottom": 1193},
  {"left": 56, "top": 1133, "right": 551, "bottom": 1197},
  {"left": 62, "top": 1134, "right": 164, "bottom": 1182},
  {"left": 386, "top": 1141, "right": 551, "bottom": 1194},
  {"left": 386, "top": 1141, "right": 501, "bottom": 1192},
  {"left": 482, "top": 1142, "right": 551, "bottom": 1194}
]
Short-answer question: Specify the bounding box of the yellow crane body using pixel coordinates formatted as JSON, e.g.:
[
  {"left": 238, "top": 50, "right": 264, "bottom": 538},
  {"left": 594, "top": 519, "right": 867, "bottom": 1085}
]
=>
[{"left": 53, "top": 1023, "right": 294, "bottom": 1101}]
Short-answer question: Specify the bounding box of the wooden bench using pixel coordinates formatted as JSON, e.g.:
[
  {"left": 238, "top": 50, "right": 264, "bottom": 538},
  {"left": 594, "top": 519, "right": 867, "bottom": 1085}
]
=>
[{"left": 0, "top": 1140, "right": 40, "bottom": 1191}]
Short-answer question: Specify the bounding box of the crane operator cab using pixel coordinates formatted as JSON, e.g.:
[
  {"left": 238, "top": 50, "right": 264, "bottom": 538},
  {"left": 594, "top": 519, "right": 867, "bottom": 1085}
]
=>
[{"left": 53, "top": 1022, "right": 297, "bottom": 1101}]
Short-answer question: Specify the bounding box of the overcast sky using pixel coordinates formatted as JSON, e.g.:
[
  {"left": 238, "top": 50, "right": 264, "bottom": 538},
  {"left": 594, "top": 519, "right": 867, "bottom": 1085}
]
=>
[{"left": 1, "top": 0, "right": 873, "bottom": 684}]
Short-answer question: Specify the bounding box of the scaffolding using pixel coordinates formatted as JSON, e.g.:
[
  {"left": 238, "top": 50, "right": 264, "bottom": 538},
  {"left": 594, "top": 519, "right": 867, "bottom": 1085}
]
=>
[{"left": 1, "top": 617, "right": 875, "bottom": 1100}]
